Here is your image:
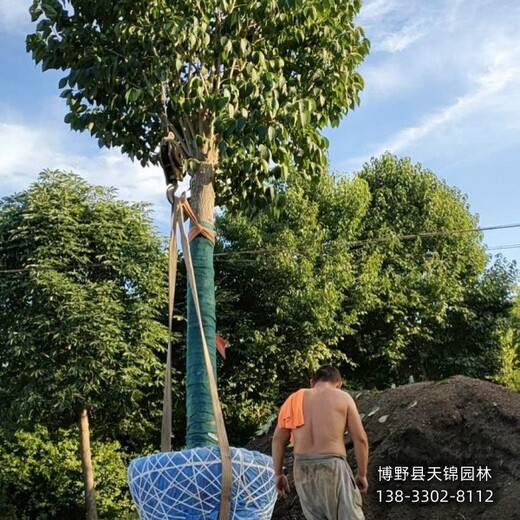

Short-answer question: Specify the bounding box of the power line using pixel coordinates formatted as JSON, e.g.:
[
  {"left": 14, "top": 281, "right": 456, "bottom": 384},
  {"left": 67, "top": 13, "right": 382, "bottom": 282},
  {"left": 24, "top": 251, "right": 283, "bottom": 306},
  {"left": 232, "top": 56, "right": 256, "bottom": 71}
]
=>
[
  {"left": 1, "top": 222, "right": 518, "bottom": 274},
  {"left": 1, "top": 243, "right": 518, "bottom": 274},
  {"left": 213, "top": 223, "right": 520, "bottom": 257},
  {"left": 345, "top": 223, "right": 520, "bottom": 249},
  {"left": 487, "top": 244, "right": 520, "bottom": 251}
]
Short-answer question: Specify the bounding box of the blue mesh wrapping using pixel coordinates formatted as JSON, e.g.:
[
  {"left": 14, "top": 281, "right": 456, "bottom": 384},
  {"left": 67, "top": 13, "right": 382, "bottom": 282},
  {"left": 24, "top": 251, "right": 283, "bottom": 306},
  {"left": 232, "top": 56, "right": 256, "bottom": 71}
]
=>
[{"left": 128, "top": 447, "right": 277, "bottom": 519}]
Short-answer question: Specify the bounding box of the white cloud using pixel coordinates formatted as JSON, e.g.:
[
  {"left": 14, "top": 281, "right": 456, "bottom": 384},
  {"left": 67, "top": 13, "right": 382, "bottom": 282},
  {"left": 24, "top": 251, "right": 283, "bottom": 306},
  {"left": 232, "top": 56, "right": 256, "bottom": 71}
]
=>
[
  {"left": 381, "top": 37, "right": 519, "bottom": 153},
  {"left": 0, "top": 122, "right": 50, "bottom": 181},
  {"left": 338, "top": 0, "right": 520, "bottom": 171},
  {"left": 378, "top": 24, "right": 426, "bottom": 53},
  {"left": 357, "top": 0, "right": 517, "bottom": 95},
  {"left": 0, "top": 117, "right": 192, "bottom": 229},
  {"left": 358, "top": 0, "right": 398, "bottom": 21}
]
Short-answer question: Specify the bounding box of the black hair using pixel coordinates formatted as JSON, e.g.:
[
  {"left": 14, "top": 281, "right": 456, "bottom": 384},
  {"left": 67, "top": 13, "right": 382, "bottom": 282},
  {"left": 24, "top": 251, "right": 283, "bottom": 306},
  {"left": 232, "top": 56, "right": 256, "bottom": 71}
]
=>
[{"left": 311, "top": 365, "right": 342, "bottom": 383}]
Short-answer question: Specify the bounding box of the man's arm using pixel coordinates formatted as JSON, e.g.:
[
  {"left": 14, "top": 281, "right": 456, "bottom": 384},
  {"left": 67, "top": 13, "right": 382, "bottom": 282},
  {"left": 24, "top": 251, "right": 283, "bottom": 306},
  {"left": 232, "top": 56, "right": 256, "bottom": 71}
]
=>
[
  {"left": 272, "top": 426, "right": 291, "bottom": 497},
  {"left": 346, "top": 395, "right": 369, "bottom": 493}
]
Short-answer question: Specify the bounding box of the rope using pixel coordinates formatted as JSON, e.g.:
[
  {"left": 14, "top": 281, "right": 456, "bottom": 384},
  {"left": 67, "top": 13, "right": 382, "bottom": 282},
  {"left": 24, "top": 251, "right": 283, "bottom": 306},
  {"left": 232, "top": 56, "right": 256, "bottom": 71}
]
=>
[
  {"left": 161, "top": 187, "right": 231, "bottom": 520},
  {"left": 179, "top": 194, "right": 216, "bottom": 245},
  {"left": 128, "top": 448, "right": 277, "bottom": 519},
  {"left": 161, "top": 197, "right": 178, "bottom": 453}
]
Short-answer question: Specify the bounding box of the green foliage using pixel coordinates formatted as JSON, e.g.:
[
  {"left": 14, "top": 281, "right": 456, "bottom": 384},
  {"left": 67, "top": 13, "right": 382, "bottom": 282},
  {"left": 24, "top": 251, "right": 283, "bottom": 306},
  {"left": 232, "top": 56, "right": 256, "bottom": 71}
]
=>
[
  {"left": 429, "top": 258, "right": 516, "bottom": 382},
  {"left": 215, "top": 169, "right": 372, "bottom": 442},
  {"left": 0, "top": 170, "right": 172, "bottom": 445},
  {"left": 215, "top": 155, "right": 518, "bottom": 438},
  {"left": 0, "top": 426, "right": 136, "bottom": 520},
  {"left": 494, "top": 289, "right": 520, "bottom": 390},
  {"left": 342, "top": 154, "right": 495, "bottom": 386},
  {"left": 26, "top": 0, "right": 369, "bottom": 213},
  {"left": 495, "top": 330, "right": 520, "bottom": 391}
]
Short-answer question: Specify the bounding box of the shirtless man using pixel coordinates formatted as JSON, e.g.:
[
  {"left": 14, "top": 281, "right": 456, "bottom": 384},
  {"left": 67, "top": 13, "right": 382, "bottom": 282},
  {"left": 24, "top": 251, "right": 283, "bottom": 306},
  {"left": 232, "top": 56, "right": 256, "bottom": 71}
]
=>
[{"left": 272, "top": 365, "right": 369, "bottom": 520}]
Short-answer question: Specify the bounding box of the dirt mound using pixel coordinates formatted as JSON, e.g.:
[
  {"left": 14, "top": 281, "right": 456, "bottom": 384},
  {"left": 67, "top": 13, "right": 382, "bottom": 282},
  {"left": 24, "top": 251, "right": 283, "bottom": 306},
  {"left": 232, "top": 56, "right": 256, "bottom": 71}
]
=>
[{"left": 247, "top": 376, "right": 520, "bottom": 520}]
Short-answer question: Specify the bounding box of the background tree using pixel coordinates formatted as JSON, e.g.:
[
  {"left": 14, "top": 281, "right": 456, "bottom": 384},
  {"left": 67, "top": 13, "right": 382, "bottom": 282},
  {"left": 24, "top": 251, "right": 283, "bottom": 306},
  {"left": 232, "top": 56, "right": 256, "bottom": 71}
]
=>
[
  {"left": 0, "top": 426, "right": 136, "bottom": 520},
  {"left": 214, "top": 169, "right": 374, "bottom": 442},
  {"left": 27, "top": 0, "right": 369, "bottom": 449},
  {"left": 0, "top": 171, "right": 170, "bottom": 519},
  {"left": 429, "top": 258, "right": 516, "bottom": 381},
  {"left": 341, "top": 154, "right": 495, "bottom": 387},
  {"left": 215, "top": 154, "right": 517, "bottom": 437},
  {"left": 493, "top": 283, "right": 520, "bottom": 390}
]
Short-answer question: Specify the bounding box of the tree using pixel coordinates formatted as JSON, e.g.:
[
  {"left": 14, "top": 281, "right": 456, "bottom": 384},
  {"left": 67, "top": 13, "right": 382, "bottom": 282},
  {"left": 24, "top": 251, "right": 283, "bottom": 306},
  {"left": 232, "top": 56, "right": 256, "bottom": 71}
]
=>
[
  {"left": 214, "top": 169, "right": 373, "bottom": 442},
  {"left": 0, "top": 425, "right": 136, "bottom": 520},
  {"left": 0, "top": 171, "right": 170, "bottom": 519},
  {"left": 215, "top": 155, "right": 517, "bottom": 411},
  {"left": 431, "top": 258, "right": 517, "bottom": 381},
  {"left": 27, "top": 0, "right": 369, "bottom": 449},
  {"left": 339, "top": 154, "right": 492, "bottom": 386}
]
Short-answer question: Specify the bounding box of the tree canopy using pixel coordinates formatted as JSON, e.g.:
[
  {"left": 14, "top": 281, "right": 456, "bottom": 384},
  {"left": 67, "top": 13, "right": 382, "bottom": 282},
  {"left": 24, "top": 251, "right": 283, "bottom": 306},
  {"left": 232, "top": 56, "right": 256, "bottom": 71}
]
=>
[
  {"left": 342, "top": 154, "right": 491, "bottom": 386},
  {"left": 214, "top": 154, "right": 517, "bottom": 440},
  {"left": 0, "top": 170, "right": 169, "bottom": 443},
  {"left": 27, "top": 0, "right": 369, "bottom": 212},
  {"left": 214, "top": 169, "right": 372, "bottom": 441}
]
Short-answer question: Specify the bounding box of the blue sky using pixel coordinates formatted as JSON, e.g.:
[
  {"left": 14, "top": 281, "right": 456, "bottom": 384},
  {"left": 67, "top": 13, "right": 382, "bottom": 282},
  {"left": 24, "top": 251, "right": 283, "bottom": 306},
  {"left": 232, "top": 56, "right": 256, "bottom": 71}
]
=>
[{"left": 0, "top": 0, "right": 519, "bottom": 264}]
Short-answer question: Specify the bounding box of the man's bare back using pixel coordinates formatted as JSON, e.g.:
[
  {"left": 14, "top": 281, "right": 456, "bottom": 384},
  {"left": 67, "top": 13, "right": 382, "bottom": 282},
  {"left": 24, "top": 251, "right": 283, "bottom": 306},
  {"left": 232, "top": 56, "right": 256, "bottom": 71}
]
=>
[
  {"left": 293, "top": 386, "right": 352, "bottom": 456},
  {"left": 272, "top": 365, "right": 369, "bottom": 515}
]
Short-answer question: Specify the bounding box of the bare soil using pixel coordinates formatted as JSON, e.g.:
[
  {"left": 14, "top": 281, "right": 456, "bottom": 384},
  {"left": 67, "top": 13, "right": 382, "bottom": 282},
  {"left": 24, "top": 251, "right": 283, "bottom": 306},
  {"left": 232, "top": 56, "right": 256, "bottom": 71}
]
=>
[{"left": 247, "top": 376, "right": 520, "bottom": 520}]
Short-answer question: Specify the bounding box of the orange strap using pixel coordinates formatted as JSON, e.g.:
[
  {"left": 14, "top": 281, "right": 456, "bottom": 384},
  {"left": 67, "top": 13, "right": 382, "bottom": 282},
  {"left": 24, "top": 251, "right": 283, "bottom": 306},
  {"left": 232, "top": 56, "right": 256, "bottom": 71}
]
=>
[{"left": 178, "top": 195, "right": 216, "bottom": 245}]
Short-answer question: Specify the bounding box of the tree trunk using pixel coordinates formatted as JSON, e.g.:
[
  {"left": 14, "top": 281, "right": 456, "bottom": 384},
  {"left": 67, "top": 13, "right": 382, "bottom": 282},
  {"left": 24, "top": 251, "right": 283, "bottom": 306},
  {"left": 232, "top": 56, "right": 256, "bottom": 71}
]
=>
[
  {"left": 186, "top": 161, "right": 218, "bottom": 448},
  {"left": 79, "top": 408, "right": 99, "bottom": 520}
]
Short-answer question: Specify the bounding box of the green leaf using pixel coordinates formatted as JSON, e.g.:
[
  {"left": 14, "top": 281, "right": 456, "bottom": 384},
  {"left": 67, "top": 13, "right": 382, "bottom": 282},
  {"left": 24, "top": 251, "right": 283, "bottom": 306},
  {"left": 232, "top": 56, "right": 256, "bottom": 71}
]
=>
[
  {"left": 29, "top": 5, "right": 43, "bottom": 22},
  {"left": 240, "top": 38, "right": 248, "bottom": 56},
  {"left": 125, "top": 88, "right": 141, "bottom": 103},
  {"left": 258, "top": 144, "right": 270, "bottom": 161}
]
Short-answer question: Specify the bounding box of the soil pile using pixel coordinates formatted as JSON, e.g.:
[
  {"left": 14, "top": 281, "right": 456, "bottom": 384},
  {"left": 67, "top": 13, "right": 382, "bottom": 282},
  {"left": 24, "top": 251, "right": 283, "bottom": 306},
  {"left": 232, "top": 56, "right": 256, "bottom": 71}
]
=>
[{"left": 248, "top": 376, "right": 520, "bottom": 520}]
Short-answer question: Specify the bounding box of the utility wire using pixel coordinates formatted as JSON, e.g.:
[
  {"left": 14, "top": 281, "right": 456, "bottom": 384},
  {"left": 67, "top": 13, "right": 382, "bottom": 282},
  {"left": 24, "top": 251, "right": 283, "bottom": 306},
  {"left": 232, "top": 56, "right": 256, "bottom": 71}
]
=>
[
  {"left": 487, "top": 244, "right": 520, "bottom": 251},
  {"left": 0, "top": 243, "right": 517, "bottom": 274},
  {"left": 212, "top": 222, "right": 520, "bottom": 257},
  {"left": 345, "top": 223, "right": 520, "bottom": 249},
  {"left": 1, "top": 223, "right": 518, "bottom": 274}
]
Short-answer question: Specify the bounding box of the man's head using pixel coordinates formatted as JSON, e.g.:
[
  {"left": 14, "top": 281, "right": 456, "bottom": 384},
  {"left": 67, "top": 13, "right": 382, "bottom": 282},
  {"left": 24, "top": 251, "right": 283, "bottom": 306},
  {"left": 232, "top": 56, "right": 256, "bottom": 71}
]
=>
[{"left": 310, "top": 365, "right": 342, "bottom": 388}]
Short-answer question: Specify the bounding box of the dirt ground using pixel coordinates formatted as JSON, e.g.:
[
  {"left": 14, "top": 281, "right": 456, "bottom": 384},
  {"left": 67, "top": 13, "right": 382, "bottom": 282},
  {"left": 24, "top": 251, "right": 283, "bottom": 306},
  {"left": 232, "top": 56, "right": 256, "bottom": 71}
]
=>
[{"left": 248, "top": 376, "right": 520, "bottom": 520}]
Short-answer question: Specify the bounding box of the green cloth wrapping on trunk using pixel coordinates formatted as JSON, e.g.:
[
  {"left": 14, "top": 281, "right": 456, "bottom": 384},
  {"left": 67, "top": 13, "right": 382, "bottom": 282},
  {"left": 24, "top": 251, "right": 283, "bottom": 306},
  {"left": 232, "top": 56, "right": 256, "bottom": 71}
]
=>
[{"left": 186, "top": 221, "right": 218, "bottom": 448}]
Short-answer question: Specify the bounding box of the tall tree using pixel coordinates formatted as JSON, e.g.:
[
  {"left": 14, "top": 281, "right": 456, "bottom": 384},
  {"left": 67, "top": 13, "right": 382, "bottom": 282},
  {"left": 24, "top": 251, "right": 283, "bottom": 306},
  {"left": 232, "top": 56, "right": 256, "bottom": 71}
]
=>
[
  {"left": 215, "top": 155, "right": 516, "bottom": 415},
  {"left": 27, "top": 0, "right": 369, "bottom": 448},
  {"left": 0, "top": 171, "right": 169, "bottom": 519},
  {"left": 339, "top": 154, "right": 503, "bottom": 386},
  {"left": 214, "top": 169, "right": 373, "bottom": 441}
]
